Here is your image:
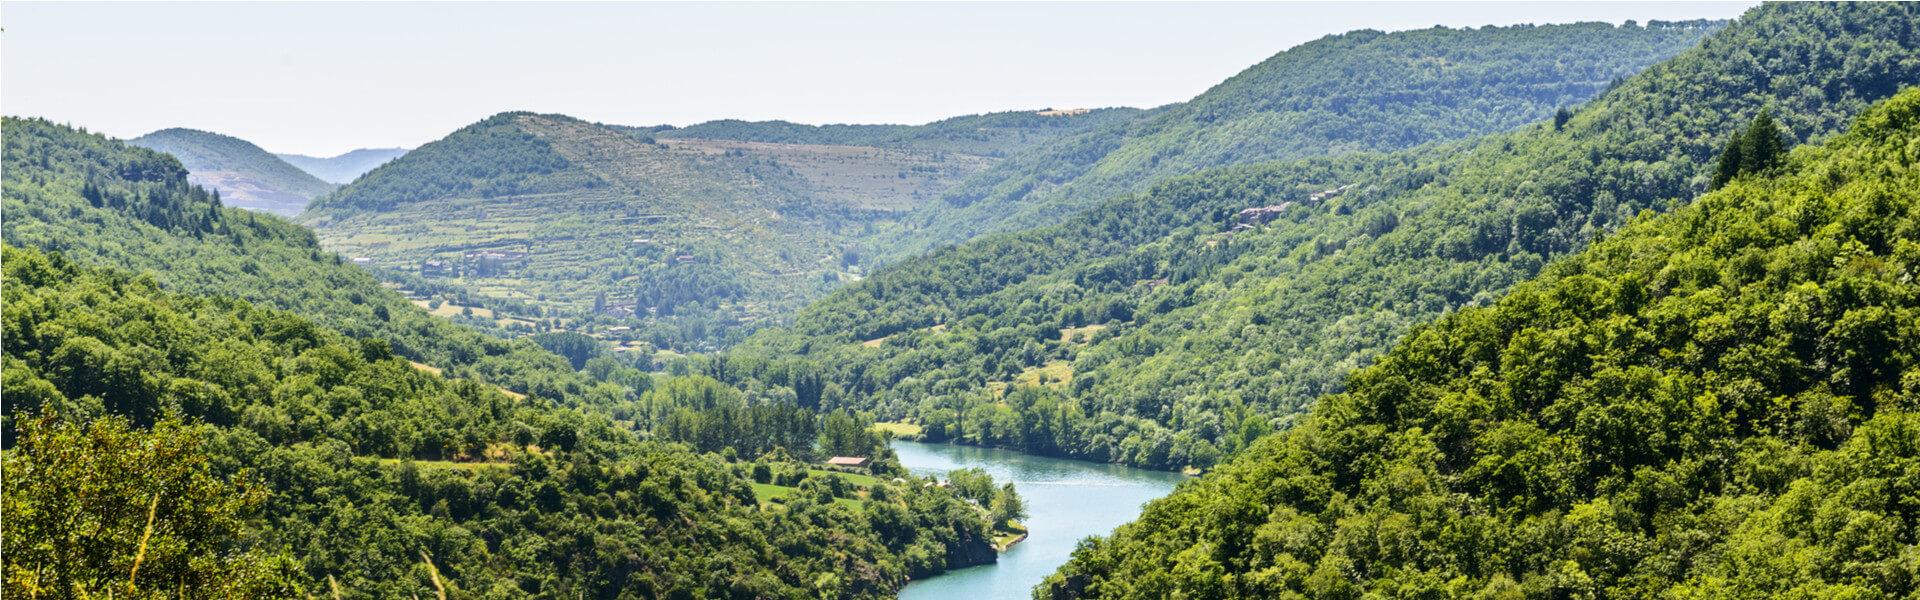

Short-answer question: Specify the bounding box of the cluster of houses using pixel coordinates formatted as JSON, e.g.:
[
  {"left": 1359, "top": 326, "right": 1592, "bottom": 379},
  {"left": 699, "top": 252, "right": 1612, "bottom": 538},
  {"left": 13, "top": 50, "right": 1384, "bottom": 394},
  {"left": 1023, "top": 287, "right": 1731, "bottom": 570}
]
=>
[
  {"left": 417, "top": 248, "right": 531, "bottom": 278},
  {"left": 464, "top": 249, "right": 528, "bottom": 276},
  {"left": 1228, "top": 183, "right": 1360, "bottom": 234}
]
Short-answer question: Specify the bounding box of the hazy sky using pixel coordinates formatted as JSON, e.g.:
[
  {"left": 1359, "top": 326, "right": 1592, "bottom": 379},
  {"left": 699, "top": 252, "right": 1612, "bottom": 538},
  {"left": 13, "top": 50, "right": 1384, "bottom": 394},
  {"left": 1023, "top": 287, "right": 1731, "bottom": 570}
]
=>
[{"left": 4, "top": 1, "right": 1759, "bottom": 156}]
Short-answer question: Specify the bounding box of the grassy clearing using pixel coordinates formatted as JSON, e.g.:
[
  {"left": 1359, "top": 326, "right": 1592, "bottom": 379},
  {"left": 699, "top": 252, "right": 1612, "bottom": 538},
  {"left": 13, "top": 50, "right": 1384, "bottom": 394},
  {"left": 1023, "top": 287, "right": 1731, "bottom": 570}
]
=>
[
  {"left": 993, "top": 522, "right": 1029, "bottom": 550},
  {"left": 1058, "top": 323, "right": 1107, "bottom": 344},
  {"left": 871, "top": 421, "right": 924, "bottom": 438},
  {"left": 1014, "top": 360, "right": 1074, "bottom": 389},
  {"left": 806, "top": 469, "right": 882, "bottom": 488},
  {"left": 751, "top": 482, "right": 865, "bottom": 510}
]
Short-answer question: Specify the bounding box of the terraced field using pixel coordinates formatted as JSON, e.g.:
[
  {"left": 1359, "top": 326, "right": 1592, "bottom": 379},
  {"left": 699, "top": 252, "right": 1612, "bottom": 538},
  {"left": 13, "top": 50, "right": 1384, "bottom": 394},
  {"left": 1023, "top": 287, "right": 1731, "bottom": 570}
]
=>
[{"left": 304, "top": 112, "right": 1033, "bottom": 349}]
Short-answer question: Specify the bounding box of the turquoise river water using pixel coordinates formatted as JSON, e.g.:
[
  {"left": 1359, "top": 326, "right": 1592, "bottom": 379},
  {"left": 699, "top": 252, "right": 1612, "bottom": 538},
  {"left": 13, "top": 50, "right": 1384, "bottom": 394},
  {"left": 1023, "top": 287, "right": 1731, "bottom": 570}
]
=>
[{"left": 891, "top": 440, "right": 1184, "bottom": 599}]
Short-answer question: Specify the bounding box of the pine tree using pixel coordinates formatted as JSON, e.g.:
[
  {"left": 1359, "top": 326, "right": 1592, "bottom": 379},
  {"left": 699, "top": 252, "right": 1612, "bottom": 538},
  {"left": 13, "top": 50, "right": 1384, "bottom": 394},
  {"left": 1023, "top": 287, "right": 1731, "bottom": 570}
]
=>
[{"left": 1711, "top": 109, "right": 1788, "bottom": 189}]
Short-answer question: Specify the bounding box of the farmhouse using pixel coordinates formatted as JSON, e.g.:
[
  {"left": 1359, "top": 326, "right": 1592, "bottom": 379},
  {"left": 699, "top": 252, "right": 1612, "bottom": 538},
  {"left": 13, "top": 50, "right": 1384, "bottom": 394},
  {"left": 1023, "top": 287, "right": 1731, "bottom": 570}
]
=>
[
  {"left": 1236, "top": 202, "right": 1294, "bottom": 225},
  {"left": 824, "top": 456, "right": 870, "bottom": 471}
]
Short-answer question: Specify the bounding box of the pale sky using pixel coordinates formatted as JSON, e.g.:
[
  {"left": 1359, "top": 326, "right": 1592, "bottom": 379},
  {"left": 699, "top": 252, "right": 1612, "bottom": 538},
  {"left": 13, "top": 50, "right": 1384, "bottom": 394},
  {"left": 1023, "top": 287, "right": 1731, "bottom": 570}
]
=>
[{"left": 3, "top": 1, "right": 1759, "bottom": 156}]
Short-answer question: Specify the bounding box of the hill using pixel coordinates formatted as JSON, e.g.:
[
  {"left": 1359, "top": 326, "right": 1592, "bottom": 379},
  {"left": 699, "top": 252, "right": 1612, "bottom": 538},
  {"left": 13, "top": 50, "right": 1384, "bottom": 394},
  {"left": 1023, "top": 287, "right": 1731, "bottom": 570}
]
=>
[
  {"left": 128, "top": 127, "right": 336, "bottom": 216},
  {"left": 277, "top": 147, "right": 410, "bottom": 183},
  {"left": 1, "top": 116, "right": 1009, "bottom": 597},
  {"left": 650, "top": 107, "right": 1144, "bottom": 157},
  {"left": 1041, "top": 84, "right": 1920, "bottom": 599},
  {"left": 299, "top": 108, "right": 1125, "bottom": 351},
  {"left": 728, "top": 2, "right": 1920, "bottom": 469},
  {"left": 882, "top": 20, "right": 1724, "bottom": 260}
]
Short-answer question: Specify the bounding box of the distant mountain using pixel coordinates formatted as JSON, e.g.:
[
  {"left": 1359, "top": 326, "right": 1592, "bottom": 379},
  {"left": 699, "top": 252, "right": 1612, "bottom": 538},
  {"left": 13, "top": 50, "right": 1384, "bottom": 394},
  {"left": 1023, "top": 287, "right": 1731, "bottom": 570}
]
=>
[
  {"left": 650, "top": 108, "right": 1144, "bottom": 157},
  {"left": 299, "top": 108, "right": 1127, "bottom": 350},
  {"left": 277, "top": 147, "right": 409, "bottom": 183},
  {"left": 127, "top": 127, "right": 335, "bottom": 216},
  {"left": 884, "top": 20, "right": 1724, "bottom": 260}
]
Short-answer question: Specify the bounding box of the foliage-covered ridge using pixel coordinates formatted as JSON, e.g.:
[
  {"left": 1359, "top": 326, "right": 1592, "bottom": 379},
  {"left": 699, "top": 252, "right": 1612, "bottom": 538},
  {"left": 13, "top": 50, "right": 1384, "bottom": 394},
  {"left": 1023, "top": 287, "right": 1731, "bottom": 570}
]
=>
[{"left": 1041, "top": 84, "right": 1920, "bottom": 599}]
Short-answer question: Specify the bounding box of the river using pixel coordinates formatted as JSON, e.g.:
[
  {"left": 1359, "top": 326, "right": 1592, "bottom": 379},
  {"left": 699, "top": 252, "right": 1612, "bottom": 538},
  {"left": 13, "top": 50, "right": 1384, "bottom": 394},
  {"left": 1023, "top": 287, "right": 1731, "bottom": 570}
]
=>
[{"left": 891, "top": 440, "right": 1185, "bottom": 599}]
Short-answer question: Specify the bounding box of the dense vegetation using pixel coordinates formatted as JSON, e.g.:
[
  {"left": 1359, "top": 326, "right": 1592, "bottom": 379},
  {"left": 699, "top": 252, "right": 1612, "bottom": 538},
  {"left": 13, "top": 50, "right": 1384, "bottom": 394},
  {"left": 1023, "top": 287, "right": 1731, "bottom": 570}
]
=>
[
  {"left": 1, "top": 120, "right": 1017, "bottom": 597},
  {"left": 1041, "top": 84, "right": 1920, "bottom": 599},
  {"left": 3, "top": 413, "right": 303, "bottom": 597},
  {"left": 128, "top": 127, "right": 337, "bottom": 216},
  {"left": 883, "top": 20, "right": 1724, "bottom": 260},
  {"left": 732, "top": 2, "right": 1920, "bottom": 470},
  {"left": 276, "top": 147, "right": 410, "bottom": 184}
]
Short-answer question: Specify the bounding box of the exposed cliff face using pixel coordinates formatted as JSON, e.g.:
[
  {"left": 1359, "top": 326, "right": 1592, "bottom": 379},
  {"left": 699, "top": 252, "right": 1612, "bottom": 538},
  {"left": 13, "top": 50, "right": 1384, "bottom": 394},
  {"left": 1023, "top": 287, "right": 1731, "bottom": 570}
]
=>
[{"left": 947, "top": 528, "right": 999, "bottom": 571}]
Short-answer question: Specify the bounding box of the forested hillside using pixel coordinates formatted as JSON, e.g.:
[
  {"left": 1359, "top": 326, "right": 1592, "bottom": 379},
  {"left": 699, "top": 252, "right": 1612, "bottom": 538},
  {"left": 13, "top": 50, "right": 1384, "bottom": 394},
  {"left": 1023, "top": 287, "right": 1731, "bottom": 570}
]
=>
[
  {"left": 129, "top": 127, "right": 336, "bottom": 216},
  {"left": 883, "top": 20, "right": 1723, "bottom": 259},
  {"left": 5, "top": 117, "right": 588, "bottom": 400},
  {"left": 1, "top": 246, "right": 1000, "bottom": 598},
  {"left": 1041, "top": 83, "right": 1920, "bottom": 599},
  {"left": 1, "top": 118, "right": 1019, "bottom": 597},
  {"left": 731, "top": 2, "right": 1920, "bottom": 469},
  {"left": 277, "top": 147, "right": 410, "bottom": 183},
  {"left": 299, "top": 109, "right": 1123, "bottom": 351}
]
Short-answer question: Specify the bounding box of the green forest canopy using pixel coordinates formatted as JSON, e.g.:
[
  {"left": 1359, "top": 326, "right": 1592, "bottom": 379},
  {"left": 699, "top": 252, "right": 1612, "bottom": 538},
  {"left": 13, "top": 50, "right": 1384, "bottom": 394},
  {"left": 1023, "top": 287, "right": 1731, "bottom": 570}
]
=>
[{"left": 1041, "top": 83, "right": 1920, "bottom": 600}]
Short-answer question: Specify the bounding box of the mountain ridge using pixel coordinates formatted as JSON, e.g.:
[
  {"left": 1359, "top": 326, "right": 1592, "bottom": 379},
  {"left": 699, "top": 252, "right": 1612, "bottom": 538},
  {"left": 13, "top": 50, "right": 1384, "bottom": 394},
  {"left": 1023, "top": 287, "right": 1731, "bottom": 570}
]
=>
[
  {"left": 277, "top": 147, "right": 410, "bottom": 183},
  {"left": 128, "top": 127, "right": 336, "bottom": 216}
]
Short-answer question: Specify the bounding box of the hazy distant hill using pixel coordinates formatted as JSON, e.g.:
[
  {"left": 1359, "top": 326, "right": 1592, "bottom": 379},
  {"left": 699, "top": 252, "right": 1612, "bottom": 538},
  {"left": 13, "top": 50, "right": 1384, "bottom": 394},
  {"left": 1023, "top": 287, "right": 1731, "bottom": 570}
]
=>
[
  {"left": 127, "top": 127, "right": 335, "bottom": 216},
  {"left": 886, "top": 20, "right": 1724, "bottom": 260},
  {"left": 277, "top": 147, "right": 410, "bottom": 183},
  {"left": 299, "top": 108, "right": 1125, "bottom": 350},
  {"left": 650, "top": 108, "right": 1144, "bottom": 157}
]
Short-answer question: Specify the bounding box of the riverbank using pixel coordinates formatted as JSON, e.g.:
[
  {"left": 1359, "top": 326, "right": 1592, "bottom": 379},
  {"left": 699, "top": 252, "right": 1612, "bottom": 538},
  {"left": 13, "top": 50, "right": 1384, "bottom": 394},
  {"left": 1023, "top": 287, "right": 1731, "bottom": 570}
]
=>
[
  {"left": 994, "top": 522, "right": 1029, "bottom": 551},
  {"left": 892, "top": 440, "right": 1183, "bottom": 599}
]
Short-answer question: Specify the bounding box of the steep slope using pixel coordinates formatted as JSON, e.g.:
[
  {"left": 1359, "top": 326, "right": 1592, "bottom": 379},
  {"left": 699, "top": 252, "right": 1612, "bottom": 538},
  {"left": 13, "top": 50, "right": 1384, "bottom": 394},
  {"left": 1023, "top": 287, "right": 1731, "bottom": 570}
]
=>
[
  {"left": 1, "top": 117, "right": 1006, "bottom": 598},
  {"left": 1042, "top": 84, "right": 1920, "bottom": 599},
  {"left": 276, "top": 147, "right": 410, "bottom": 183},
  {"left": 129, "top": 127, "right": 336, "bottom": 216},
  {"left": 884, "top": 20, "right": 1723, "bottom": 260},
  {"left": 299, "top": 109, "right": 1122, "bottom": 351},
  {"left": 730, "top": 2, "right": 1920, "bottom": 469}
]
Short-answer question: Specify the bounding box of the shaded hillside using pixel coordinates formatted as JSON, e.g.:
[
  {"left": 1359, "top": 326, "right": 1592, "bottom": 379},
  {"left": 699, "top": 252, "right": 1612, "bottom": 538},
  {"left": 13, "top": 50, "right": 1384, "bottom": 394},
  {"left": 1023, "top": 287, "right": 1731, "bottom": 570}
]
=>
[
  {"left": 129, "top": 127, "right": 335, "bottom": 216},
  {"left": 885, "top": 20, "right": 1724, "bottom": 260},
  {"left": 729, "top": 2, "right": 1920, "bottom": 469},
  {"left": 1042, "top": 84, "right": 1920, "bottom": 600},
  {"left": 300, "top": 109, "right": 1111, "bottom": 350},
  {"left": 277, "top": 147, "right": 409, "bottom": 183}
]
